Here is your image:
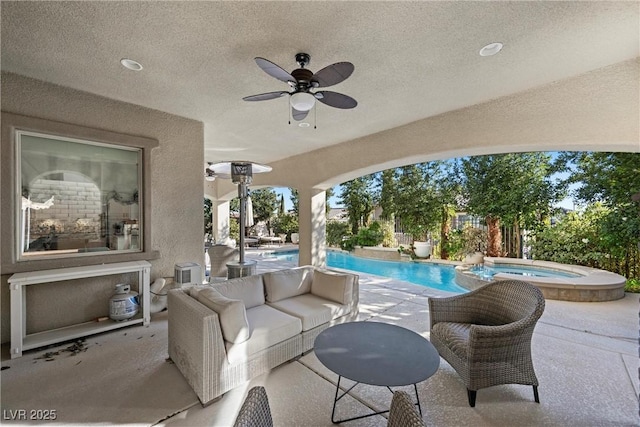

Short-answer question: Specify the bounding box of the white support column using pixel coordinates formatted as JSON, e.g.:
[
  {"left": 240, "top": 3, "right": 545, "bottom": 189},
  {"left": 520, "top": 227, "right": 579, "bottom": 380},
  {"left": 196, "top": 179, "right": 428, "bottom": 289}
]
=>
[
  {"left": 213, "top": 200, "right": 230, "bottom": 244},
  {"left": 298, "top": 188, "right": 326, "bottom": 267}
]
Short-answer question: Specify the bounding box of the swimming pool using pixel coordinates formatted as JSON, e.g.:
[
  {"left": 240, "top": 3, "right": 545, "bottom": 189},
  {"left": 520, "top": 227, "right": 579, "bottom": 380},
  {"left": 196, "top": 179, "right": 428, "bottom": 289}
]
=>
[{"left": 268, "top": 250, "right": 467, "bottom": 293}]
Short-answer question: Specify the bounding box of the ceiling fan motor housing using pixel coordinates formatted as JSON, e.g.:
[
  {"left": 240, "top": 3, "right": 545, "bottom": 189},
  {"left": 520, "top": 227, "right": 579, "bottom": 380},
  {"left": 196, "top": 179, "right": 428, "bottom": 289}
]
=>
[{"left": 291, "top": 68, "right": 314, "bottom": 89}]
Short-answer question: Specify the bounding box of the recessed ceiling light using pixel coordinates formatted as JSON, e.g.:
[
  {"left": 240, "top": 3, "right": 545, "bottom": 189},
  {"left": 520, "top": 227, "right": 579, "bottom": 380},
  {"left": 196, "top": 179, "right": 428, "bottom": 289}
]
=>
[
  {"left": 298, "top": 122, "right": 311, "bottom": 128},
  {"left": 120, "top": 58, "right": 143, "bottom": 71},
  {"left": 479, "top": 42, "right": 503, "bottom": 57}
]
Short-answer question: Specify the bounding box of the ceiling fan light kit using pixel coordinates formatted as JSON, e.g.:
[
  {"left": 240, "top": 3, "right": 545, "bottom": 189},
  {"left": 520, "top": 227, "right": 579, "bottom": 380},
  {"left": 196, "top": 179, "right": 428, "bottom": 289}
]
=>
[
  {"left": 290, "top": 92, "right": 316, "bottom": 111},
  {"left": 243, "top": 52, "right": 357, "bottom": 124}
]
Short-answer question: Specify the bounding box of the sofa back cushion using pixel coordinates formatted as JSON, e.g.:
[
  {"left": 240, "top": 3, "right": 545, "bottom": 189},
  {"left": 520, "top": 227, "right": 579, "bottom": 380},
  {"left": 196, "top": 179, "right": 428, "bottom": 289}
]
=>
[
  {"left": 197, "top": 288, "right": 250, "bottom": 344},
  {"left": 263, "top": 266, "right": 313, "bottom": 303},
  {"left": 213, "top": 275, "right": 265, "bottom": 308},
  {"left": 311, "top": 269, "right": 354, "bottom": 305}
]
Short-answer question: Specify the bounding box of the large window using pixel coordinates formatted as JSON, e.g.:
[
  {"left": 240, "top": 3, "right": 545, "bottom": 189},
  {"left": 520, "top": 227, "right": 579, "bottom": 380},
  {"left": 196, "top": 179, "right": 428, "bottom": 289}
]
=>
[{"left": 17, "top": 131, "right": 142, "bottom": 260}]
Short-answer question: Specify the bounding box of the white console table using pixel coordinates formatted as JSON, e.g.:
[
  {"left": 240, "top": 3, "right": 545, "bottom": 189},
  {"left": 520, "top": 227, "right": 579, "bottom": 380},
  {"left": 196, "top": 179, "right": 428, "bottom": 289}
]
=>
[{"left": 8, "top": 260, "right": 151, "bottom": 359}]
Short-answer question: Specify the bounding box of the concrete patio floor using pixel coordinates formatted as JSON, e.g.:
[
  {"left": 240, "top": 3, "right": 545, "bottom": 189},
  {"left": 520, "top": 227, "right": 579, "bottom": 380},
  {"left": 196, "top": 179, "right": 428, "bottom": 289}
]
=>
[{"left": 163, "top": 251, "right": 640, "bottom": 426}]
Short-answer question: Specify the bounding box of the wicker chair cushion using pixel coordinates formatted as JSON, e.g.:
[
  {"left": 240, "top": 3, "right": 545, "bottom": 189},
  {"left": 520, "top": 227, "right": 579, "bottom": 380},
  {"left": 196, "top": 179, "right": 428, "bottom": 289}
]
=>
[
  {"left": 197, "top": 288, "right": 249, "bottom": 344},
  {"left": 311, "top": 269, "right": 354, "bottom": 305},
  {"left": 431, "top": 322, "right": 472, "bottom": 358},
  {"left": 263, "top": 266, "right": 313, "bottom": 302}
]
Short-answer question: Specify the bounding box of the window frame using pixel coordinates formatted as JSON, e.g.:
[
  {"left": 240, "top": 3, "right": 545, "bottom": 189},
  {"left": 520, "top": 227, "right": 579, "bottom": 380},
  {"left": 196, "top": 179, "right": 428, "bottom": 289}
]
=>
[
  {"left": 1, "top": 112, "right": 159, "bottom": 274},
  {"left": 16, "top": 130, "right": 144, "bottom": 261}
]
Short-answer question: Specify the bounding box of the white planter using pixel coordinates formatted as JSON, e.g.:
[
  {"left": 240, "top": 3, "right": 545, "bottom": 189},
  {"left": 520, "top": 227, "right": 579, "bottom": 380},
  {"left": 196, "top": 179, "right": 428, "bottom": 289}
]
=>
[
  {"left": 291, "top": 233, "right": 299, "bottom": 244},
  {"left": 413, "top": 241, "right": 432, "bottom": 258}
]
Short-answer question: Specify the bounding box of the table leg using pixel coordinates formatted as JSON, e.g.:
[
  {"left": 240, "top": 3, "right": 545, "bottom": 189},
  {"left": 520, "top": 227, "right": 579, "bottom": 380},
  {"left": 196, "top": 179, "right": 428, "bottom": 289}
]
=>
[
  {"left": 414, "top": 383, "right": 423, "bottom": 415},
  {"left": 330, "top": 377, "right": 426, "bottom": 424}
]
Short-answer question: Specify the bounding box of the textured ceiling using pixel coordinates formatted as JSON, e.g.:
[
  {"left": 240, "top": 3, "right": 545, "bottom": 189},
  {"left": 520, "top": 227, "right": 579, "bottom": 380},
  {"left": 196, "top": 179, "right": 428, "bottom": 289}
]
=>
[{"left": 2, "top": 1, "right": 638, "bottom": 166}]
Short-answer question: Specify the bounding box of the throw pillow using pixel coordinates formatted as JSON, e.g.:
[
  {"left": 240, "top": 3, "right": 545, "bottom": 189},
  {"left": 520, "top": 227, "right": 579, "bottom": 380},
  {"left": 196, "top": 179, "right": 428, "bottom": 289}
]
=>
[
  {"left": 213, "top": 275, "right": 265, "bottom": 308},
  {"left": 263, "top": 267, "right": 313, "bottom": 302},
  {"left": 311, "top": 270, "right": 354, "bottom": 305},
  {"left": 197, "top": 288, "right": 250, "bottom": 344}
]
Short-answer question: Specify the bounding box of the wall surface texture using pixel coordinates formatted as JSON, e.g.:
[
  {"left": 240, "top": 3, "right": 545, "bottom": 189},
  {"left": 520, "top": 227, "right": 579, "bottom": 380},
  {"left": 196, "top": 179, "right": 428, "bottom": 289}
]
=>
[{"left": 1, "top": 72, "right": 204, "bottom": 343}]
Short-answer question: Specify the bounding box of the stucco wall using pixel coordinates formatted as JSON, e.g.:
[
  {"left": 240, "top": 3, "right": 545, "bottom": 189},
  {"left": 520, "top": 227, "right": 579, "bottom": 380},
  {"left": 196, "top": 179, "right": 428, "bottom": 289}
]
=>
[{"left": 1, "top": 72, "right": 204, "bottom": 343}]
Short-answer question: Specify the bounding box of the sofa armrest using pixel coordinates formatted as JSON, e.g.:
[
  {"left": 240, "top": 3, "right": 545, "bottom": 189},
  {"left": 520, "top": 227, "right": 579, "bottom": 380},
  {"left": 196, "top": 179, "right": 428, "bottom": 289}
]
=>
[{"left": 168, "top": 288, "right": 227, "bottom": 404}]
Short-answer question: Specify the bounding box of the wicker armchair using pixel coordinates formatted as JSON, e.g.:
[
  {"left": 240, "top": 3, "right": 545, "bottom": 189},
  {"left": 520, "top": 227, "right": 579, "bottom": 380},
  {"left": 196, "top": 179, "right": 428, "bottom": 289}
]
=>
[
  {"left": 387, "top": 391, "right": 426, "bottom": 427},
  {"left": 208, "top": 244, "right": 239, "bottom": 279},
  {"left": 233, "top": 386, "right": 273, "bottom": 427},
  {"left": 428, "top": 280, "right": 545, "bottom": 407}
]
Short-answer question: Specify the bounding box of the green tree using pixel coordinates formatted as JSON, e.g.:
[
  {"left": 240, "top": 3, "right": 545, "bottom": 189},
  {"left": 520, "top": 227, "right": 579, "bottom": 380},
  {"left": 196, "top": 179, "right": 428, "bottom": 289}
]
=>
[
  {"left": 271, "top": 213, "right": 298, "bottom": 242},
  {"left": 562, "top": 152, "right": 640, "bottom": 207},
  {"left": 459, "top": 153, "right": 559, "bottom": 257},
  {"left": 376, "top": 169, "right": 396, "bottom": 221},
  {"left": 393, "top": 164, "right": 441, "bottom": 241},
  {"left": 204, "top": 198, "right": 212, "bottom": 237},
  {"left": 289, "top": 188, "right": 299, "bottom": 215},
  {"left": 326, "top": 220, "right": 351, "bottom": 247},
  {"left": 431, "top": 161, "right": 461, "bottom": 259},
  {"left": 558, "top": 152, "right": 640, "bottom": 278},
  {"left": 249, "top": 188, "right": 278, "bottom": 225},
  {"left": 278, "top": 194, "right": 285, "bottom": 216},
  {"left": 289, "top": 187, "right": 335, "bottom": 215},
  {"left": 339, "top": 176, "right": 375, "bottom": 234}
]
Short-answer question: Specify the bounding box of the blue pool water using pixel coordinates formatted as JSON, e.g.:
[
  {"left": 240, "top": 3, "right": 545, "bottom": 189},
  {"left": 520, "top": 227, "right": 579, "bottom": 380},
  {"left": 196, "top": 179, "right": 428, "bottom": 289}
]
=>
[{"left": 268, "top": 250, "right": 467, "bottom": 293}]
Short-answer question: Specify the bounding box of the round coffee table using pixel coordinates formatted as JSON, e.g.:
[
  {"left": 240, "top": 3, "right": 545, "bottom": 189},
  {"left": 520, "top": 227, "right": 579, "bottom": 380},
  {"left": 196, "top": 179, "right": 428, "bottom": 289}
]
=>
[{"left": 315, "top": 321, "right": 440, "bottom": 424}]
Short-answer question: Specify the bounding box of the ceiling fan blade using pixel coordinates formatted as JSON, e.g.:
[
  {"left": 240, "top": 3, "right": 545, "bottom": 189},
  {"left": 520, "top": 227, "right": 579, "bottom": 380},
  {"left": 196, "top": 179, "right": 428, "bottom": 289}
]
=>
[
  {"left": 255, "top": 57, "right": 296, "bottom": 84},
  {"left": 315, "top": 91, "right": 358, "bottom": 109},
  {"left": 243, "top": 91, "right": 288, "bottom": 102},
  {"left": 312, "top": 62, "right": 354, "bottom": 88},
  {"left": 292, "top": 107, "right": 309, "bottom": 121}
]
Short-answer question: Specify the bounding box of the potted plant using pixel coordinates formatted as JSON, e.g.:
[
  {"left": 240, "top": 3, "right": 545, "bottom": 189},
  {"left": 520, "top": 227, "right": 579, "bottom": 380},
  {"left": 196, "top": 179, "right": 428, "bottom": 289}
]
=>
[{"left": 405, "top": 225, "right": 432, "bottom": 258}]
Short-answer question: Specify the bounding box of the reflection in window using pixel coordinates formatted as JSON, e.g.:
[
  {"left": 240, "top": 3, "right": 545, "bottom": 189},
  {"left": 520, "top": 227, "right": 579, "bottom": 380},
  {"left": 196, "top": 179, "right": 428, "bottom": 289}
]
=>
[{"left": 18, "top": 131, "right": 142, "bottom": 259}]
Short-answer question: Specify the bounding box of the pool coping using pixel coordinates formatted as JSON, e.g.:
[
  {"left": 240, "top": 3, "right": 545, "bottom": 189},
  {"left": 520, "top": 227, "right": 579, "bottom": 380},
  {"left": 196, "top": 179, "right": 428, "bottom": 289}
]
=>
[{"left": 455, "top": 257, "right": 627, "bottom": 302}]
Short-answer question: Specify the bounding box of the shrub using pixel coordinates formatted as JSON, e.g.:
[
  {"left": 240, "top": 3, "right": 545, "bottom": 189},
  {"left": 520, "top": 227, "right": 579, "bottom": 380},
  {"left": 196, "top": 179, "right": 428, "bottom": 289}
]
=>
[
  {"left": 271, "top": 214, "right": 298, "bottom": 242},
  {"left": 355, "top": 224, "right": 383, "bottom": 247},
  {"left": 327, "top": 220, "right": 351, "bottom": 247},
  {"left": 625, "top": 278, "right": 640, "bottom": 293},
  {"left": 379, "top": 220, "right": 397, "bottom": 247}
]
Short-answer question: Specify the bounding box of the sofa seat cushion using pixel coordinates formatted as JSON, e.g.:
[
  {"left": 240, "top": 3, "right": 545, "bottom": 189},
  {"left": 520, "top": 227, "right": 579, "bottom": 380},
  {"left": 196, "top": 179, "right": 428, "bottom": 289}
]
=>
[
  {"left": 225, "top": 305, "right": 302, "bottom": 364},
  {"left": 263, "top": 266, "right": 313, "bottom": 303},
  {"left": 267, "top": 294, "right": 350, "bottom": 332},
  {"left": 431, "top": 322, "right": 472, "bottom": 358},
  {"left": 311, "top": 269, "right": 354, "bottom": 305},
  {"left": 213, "top": 275, "right": 265, "bottom": 309},
  {"left": 197, "top": 288, "right": 249, "bottom": 344}
]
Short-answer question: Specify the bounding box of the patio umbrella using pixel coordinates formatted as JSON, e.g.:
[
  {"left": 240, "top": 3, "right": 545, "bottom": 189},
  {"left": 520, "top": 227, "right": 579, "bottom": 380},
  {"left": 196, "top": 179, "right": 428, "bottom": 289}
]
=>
[{"left": 245, "top": 195, "right": 254, "bottom": 227}]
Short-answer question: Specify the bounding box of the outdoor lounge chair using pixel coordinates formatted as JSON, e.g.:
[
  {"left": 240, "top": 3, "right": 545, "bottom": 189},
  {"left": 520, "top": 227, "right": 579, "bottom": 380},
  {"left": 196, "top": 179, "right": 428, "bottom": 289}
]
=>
[
  {"left": 428, "top": 279, "right": 545, "bottom": 407},
  {"left": 208, "top": 244, "right": 239, "bottom": 279},
  {"left": 233, "top": 386, "right": 273, "bottom": 427},
  {"left": 387, "top": 391, "right": 427, "bottom": 427}
]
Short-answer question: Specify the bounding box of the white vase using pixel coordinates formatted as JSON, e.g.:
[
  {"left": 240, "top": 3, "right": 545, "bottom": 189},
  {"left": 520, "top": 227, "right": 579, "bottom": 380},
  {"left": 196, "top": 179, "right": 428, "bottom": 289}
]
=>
[
  {"left": 291, "top": 233, "right": 299, "bottom": 244},
  {"left": 413, "top": 241, "right": 432, "bottom": 258}
]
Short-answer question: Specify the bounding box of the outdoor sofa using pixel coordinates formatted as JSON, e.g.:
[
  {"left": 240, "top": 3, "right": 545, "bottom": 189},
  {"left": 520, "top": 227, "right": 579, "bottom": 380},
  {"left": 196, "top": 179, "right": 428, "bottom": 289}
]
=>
[{"left": 168, "top": 266, "right": 359, "bottom": 405}]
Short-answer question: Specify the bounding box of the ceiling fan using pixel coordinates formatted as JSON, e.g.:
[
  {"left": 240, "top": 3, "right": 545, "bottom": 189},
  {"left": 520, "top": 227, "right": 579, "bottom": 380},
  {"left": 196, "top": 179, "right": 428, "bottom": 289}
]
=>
[{"left": 243, "top": 53, "right": 357, "bottom": 122}]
